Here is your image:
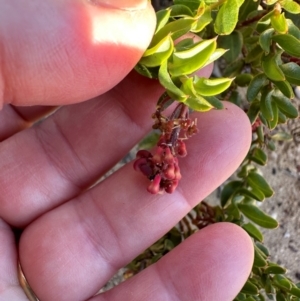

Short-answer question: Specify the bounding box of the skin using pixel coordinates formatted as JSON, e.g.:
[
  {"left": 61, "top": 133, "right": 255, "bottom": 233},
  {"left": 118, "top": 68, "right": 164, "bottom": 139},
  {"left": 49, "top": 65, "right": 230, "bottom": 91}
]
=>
[{"left": 0, "top": 1, "right": 254, "bottom": 300}]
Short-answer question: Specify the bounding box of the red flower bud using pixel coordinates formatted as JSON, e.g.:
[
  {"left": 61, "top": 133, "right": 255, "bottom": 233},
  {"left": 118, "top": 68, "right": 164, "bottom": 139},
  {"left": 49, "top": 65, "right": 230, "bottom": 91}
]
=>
[
  {"left": 164, "top": 147, "right": 174, "bottom": 165},
  {"left": 163, "top": 164, "right": 175, "bottom": 180},
  {"left": 147, "top": 174, "right": 162, "bottom": 194},
  {"left": 174, "top": 164, "right": 182, "bottom": 180},
  {"left": 165, "top": 180, "right": 179, "bottom": 194},
  {"left": 176, "top": 140, "right": 187, "bottom": 157},
  {"left": 152, "top": 146, "right": 164, "bottom": 164}
]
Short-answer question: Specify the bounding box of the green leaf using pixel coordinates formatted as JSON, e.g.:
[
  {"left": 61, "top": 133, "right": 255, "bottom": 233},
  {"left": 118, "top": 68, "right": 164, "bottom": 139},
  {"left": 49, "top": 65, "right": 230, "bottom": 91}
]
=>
[
  {"left": 281, "top": 0, "right": 300, "bottom": 14},
  {"left": 273, "top": 34, "right": 300, "bottom": 58},
  {"left": 259, "top": 28, "right": 275, "bottom": 54},
  {"left": 247, "top": 100, "right": 261, "bottom": 124},
  {"left": 191, "top": 7, "right": 212, "bottom": 32},
  {"left": 235, "top": 74, "right": 253, "bottom": 87},
  {"left": 239, "top": 0, "right": 259, "bottom": 21},
  {"left": 256, "top": 242, "right": 270, "bottom": 256},
  {"left": 264, "top": 262, "right": 287, "bottom": 274},
  {"left": 193, "top": 77, "right": 234, "bottom": 96},
  {"left": 220, "top": 180, "right": 243, "bottom": 207},
  {"left": 214, "top": 0, "right": 240, "bottom": 35},
  {"left": 290, "top": 287, "right": 300, "bottom": 297},
  {"left": 170, "top": 4, "right": 193, "bottom": 17},
  {"left": 247, "top": 73, "right": 268, "bottom": 102},
  {"left": 260, "top": 88, "right": 274, "bottom": 121},
  {"left": 155, "top": 8, "right": 171, "bottom": 34},
  {"left": 280, "top": 62, "right": 300, "bottom": 85},
  {"left": 287, "top": 19, "right": 300, "bottom": 39},
  {"left": 223, "top": 59, "right": 244, "bottom": 77},
  {"left": 250, "top": 147, "right": 268, "bottom": 166},
  {"left": 151, "top": 18, "right": 197, "bottom": 47},
  {"left": 267, "top": 99, "right": 279, "bottom": 130},
  {"left": 278, "top": 110, "right": 287, "bottom": 124},
  {"left": 203, "top": 48, "right": 228, "bottom": 67},
  {"left": 247, "top": 171, "right": 274, "bottom": 198},
  {"left": 174, "top": 0, "right": 201, "bottom": 11},
  {"left": 140, "top": 35, "right": 174, "bottom": 67},
  {"left": 276, "top": 292, "right": 287, "bottom": 301},
  {"left": 158, "top": 60, "right": 187, "bottom": 102},
  {"left": 261, "top": 52, "right": 285, "bottom": 81},
  {"left": 240, "top": 280, "right": 259, "bottom": 295},
  {"left": 272, "top": 90, "right": 299, "bottom": 118},
  {"left": 272, "top": 80, "right": 294, "bottom": 98},
  {"left": 254, "top": 244, "right": 268, "bottom": 267},
  {"left": 245, "top": 44, "right": 264, "bottom": 63},
  {"left": 271, "top": 132, "right": 293, "bottom": 141},
  {"left": 169, "top": 38, "right": 217, "bottom": 76},
  {"left": 238, "top": 203, "right": 278, "bottom": 229},
  {"left": 218, "top": 31, "right": 243, "bottom": 63},
  {"left": 242, "top": 222, "right": 264, "bottom": 242},
  {"left": 273, "top": 275, "right": 292, "bottom": 291},
  {"left": 203, "top": 96, "right": 224, "bottom": 109},
  {"left": 270, "top": 13, "right": 288, "bottom": 34},
  {"left": 134, "top": 64, "right": 158, "bottom": 79}
]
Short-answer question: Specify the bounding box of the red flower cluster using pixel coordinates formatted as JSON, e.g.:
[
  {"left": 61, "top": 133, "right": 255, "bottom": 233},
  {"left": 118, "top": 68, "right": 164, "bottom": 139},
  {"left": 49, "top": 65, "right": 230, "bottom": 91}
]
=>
[
  {"left": 134, "top": 136, "right": 187, "bottom": 194},
  {"left": 134, "top": 101, "right": 198, "bottom": 194}
]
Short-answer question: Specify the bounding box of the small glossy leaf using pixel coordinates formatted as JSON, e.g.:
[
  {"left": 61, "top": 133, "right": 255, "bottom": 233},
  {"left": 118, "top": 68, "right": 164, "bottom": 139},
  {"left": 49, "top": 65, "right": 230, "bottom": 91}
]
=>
[
  {"left": 134, "top": 64, "right": 158, "bottom": 79},
  {"left": 247, "top": 100, "right": 261, "bottom": 124},
  {"left": 220, "top": 180, "right": 243, "bottom": 207},
  {"left": 267, "top": 99, "right": 278, "bottom": 130},
  {"left": 169, "top": 38, "right": 217, "bottom": 76},
  {"left": 261, "top": 52, "right": 285, "bottom": 81},
  {"left": 264, "top": 262, "right": 287, "bottom": 274},
  {"left": 280, "top": 62, "right": 300, "bottom": 86},
  {"left": 272, "top": 90, "right": 299, "bottom": 119},
  {"left": 140, "top": 35, "right": 174, "bottom": 67},
  {"left": 223, "top": 59, "right": 244, "bottom": 77},
  {"left": 273, "top": 275, "right": 292, "bottom": 291},
  {"left": 247, "top": 73, "right": 268, "bottom": 102},
  {"left": 185, "top": 95, "right": 213, "bottom": 111},
  {"left": 235, "top": 74, "right": 253, "bottom": 87},
  {"left": 238, "top": 203, "right": 278, "bottom": 229},
  {"left": 272, "top": 80, "right": 294, "bottom": 98},
  {"left": 194, "top": 77, "right": 234, "bottom": 96},
  {"left": 245, "top": 44, "right": 264, "bottom": 63},
  {"left": 242, "top": 222, "right": 264, "bottom": 242},
  {"left": 218, "top": 31, "right": 243, "bottom": 63},
  {"left": 204, "top": 96, "right": 224, "bottom": 109},
  {"left": 256, "top": 242, "right": 270, "bottom": 256},
  {"left": 170, "top": 4, "right": 193, "bottom": 17},
  {"left": 155, "top": 8, "right": 171, "bottom": 33},
  {"left": 174, "top": 0, "right": 201, "bottom": 11},
  {"left": 151, "top": 18, "right": 196, "bottom": 47},
  {"left": 287, "top": 19, "right": 300, "bottom": 39},
  {"left": 256, "top": 125, "right": 264, "bottom": 143},
  {"left": 250, "top": 147, "right": 268, "bottom": 166},
  {"left": 254, "top": 244, "right": 268, "bottom": 267},
  {"left": 240, "top": 280, "right": 259, "bottom": 295},
  {"left": 260, "top": 88, "right": 274, "bottom": 121},
  {"left": 214, "top": 0, "right": 239, "bottom": 35},
  {"left": 276, "top": 292, "right": 287, "bottom": 301},
  {"left": 281, "top": 0, "right": 300, "bottom": 14},
  {"left": 290, "top": 287, "right": 300, "bottom": 297},
  {"left": 270, "top": 13, "right": 288, "bottom": 34},
  {"left": 158, "top": 61, "right": 187, "bottom": 102},
  {"left": 191, "top": 7, "right": 212, "bottom": 32},
  {"left": 278, "top": 110, "right": 287, "bottom": 124},
  {"left": 247, "top": 171, "right": 274, "bottom": 197},
  {"left": 239, "top": 0, "right": 259, "bottom": 21},
  {"left": 271, "top": 132, "right": 293, "bottom": 141},
  {"left": 203, "top": 48, "right": 228, "bottom": 67},
  {"left": 259, "top": 28, "right": 275, "bottom": 54},
  {"left": 272, "top": 34, "right": 300, "bottom": 58}
]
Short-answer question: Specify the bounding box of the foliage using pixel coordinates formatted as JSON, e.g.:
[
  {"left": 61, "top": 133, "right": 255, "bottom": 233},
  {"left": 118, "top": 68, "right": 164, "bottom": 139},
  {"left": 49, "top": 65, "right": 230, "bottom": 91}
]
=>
[{"left": 130, "top": 0, "right": 300, "bottom": 299}]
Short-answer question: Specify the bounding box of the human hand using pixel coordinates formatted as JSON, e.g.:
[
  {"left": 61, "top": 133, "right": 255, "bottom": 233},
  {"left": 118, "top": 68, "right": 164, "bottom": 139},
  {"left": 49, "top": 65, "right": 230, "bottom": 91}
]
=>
[{"left": 0, "top": 1, "right": 254, "bottom": 300}]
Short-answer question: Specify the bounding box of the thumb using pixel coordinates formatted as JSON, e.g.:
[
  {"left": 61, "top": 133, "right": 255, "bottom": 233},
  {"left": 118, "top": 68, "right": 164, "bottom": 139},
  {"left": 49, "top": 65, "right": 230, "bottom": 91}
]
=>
[{"left": 0, "top": 0, "right": 155, "bottom": 107}]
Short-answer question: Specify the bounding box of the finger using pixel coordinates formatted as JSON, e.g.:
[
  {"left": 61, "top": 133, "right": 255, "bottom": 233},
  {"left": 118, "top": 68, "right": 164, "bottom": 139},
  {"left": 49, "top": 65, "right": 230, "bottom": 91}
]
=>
[
  {"left": 19, "top": 103, "right": 251, "bottom": 301},
  {"left": 0, "top": 219, "right": 27, "bottom": 300},
  {"left": 0, "top": 0, "right": 155, "bottom": 107},
  {"left": 0, "top": 72, "right": 164, "bottom": 227},
  {"left": 0, "top": 105, "right": 57, "bottom": 142},
  {"left": 92, "top": 223, "right": 254, "bottom": 301}
]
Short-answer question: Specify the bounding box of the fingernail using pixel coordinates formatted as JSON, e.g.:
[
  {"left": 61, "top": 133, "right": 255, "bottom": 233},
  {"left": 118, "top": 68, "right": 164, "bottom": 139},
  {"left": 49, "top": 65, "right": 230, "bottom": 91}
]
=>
[{"left": 89, "top": 0, "right": 148, "bottom": 10}]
